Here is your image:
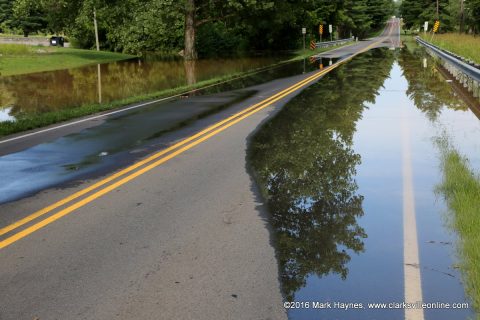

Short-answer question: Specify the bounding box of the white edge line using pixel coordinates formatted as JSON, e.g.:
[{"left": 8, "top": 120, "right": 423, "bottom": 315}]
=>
[{"left": 0, "top": 61, "right": 292, "bottom": 145}]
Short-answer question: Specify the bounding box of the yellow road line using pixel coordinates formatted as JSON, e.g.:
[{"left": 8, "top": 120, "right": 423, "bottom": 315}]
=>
[
  {"left": 0, "top": 27, "right": 392, "bottom": 250},
  {"left": 0, "top": 64, "right": 331, "bottom": 238}
]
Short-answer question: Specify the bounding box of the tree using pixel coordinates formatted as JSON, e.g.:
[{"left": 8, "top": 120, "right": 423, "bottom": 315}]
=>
[
  {"left": 401, "top": 0, "right": 454, "bottom": 31},
  {"left": 465, "top": 0, "right": 480, "bottom": 33},
  {"left": 0, "top": 0, "right": 13, "bottom": 33},
  {"left": 41, "top": 0, "right": 81, "bottom": 35},
  {"left": 12, "top": 0, "right": 47, "bottom": 36}
]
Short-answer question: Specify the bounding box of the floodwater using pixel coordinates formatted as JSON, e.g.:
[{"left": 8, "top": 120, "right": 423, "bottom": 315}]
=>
[
  {"left": 0, "top": 55, "right": 287, "bottom": 120},
  {"left": 249, "top": 44, "right": 479, "bottom": 319},
  {"left": 0, "top": 56, "right": 327, "bottom": 204}
]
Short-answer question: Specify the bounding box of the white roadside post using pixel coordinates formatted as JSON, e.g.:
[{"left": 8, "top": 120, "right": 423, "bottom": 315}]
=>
[
  {"left": 424, "top": 21, "right": 428, "bottom": 35},
  {"left": 329, "top": 24, "right": 333, "bottom": 41},
  {"left": 302, "top": 27, "right": 306, "bottom": 50}
]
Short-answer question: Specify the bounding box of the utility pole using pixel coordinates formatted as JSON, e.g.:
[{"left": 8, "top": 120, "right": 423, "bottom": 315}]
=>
[
  {"left": 93, "top": 7, "right": 100, "bottom": 51},
  {"left": 436, "top": 0, "right": 439, "bottom": 19},
  {"left": 460, "top": 0, "right": 465, "bottom": 33}
]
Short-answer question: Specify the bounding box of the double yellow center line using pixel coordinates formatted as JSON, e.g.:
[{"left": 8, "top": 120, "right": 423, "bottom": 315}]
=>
[{"left": 0, "top": 30, "right": 391, "bottom": 250}]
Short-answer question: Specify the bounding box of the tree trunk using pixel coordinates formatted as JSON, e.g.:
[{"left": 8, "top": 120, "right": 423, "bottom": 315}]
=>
[
  {"left": 184, "top": 0, "right": 197, "bottom": 60},
  {"left": 184, "top": 60, "right": 197, "bottom": 86}
]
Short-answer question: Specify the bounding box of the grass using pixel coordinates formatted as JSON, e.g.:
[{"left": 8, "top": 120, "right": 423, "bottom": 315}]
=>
[
  {"left": 0, "top": 44, "right": 135, "bottom": 76},
  {"left": 420, "top": 33, "right": 480, "bottom": 64},
  {"left": 436, "top": 137, "right": 480, "bottom": 316}
]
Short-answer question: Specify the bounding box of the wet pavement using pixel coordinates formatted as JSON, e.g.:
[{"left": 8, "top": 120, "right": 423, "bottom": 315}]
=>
[
  {"left": 0, "top": 57, "right": 332, "bottom": 204},
  {"left": 0, "top": 26, "right": 478, "bottom": 319},
  {"left": 249, "top": 43, "right": 478, "bottom": 319}
]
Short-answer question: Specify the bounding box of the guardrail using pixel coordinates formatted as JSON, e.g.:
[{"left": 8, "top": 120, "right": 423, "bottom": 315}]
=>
[
  {"left": 315, "top": 37, "right": 355, "bottom": 49},
  {"left": 416, "top": 36, "right": 480, "bottom": 82}
]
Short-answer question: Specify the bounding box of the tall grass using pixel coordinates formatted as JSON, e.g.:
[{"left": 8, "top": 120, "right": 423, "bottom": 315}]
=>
[
  {"left": 421, "top": 33, "right": 480, "bottom": 64},
  {"left": 436, "top": 137, "right": 480, "bottom": 316},
  {"left": 0, "top": 44, "right": 31, "bottom": 55}
]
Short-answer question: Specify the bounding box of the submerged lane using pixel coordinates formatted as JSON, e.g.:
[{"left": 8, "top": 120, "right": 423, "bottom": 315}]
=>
[
  {"left": 0, "top": 24, "right": 402, "bottom": 319},
  {"left": 249, "top": 45, "right": 476, "bottom": 319}
]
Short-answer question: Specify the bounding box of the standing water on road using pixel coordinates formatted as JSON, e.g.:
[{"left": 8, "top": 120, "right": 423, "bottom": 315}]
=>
[
  {"left": 249, "top": 45, "right": 478, "bottom": 319},
  {"left": 0, "top": 55, "right": 285, "bottom": 120}
]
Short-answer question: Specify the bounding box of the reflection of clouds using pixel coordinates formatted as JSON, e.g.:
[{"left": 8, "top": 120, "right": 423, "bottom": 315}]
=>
[{"left": 0, "top": 107, "right": 16, "bottom": 122}]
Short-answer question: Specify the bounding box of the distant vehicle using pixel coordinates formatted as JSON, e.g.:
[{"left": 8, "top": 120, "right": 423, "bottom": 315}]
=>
[{"left": 50, "top": 36, "right": 65, "bottom": 47}]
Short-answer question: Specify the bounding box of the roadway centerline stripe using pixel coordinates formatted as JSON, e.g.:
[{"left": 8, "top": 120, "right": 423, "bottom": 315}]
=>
[
  {"left": 401, "top": 110, "right": 424, "bottom": 320},
  {"left": 0, "top": 67, "right": 335, "bottom": 249},
  {"left": 0, "top": 60, "right": 314, "bottom": 146},
  {"left": 0, "top": 62, "right": 336, "bottom": 238},
  {"left": 0, "top": 29, "right": 391, "bottom": 250}
]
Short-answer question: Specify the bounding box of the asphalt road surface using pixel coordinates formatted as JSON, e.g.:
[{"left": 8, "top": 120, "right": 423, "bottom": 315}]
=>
[{"left": 0, "top": 19, "right": 401, "bottom": 320}]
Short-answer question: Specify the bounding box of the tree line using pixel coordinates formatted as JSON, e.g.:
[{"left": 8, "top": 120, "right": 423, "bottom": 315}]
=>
[
  {"left": 0, "top": 0, "right": 395, "bottom": 59},
  {"left": 400, "top": 0, "right": 480, "bottom": 33}
]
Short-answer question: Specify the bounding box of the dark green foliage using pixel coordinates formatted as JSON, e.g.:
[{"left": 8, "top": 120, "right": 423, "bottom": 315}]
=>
[
  {"left": 401, "top": 0, "right": 455, "bottom": 32},
  {"left": 0, "top": 0, "right": 13, "bottom": 32},
  {"left": 249, "top": 49, "right": 395, "bottom": 300},
  {"left": 4, "top": 0, "right": 394, "bottom": 55},
  {"left": 12, "top": 0, "right": 47, "bottom": 37},
  {"left": 196, "top": 22, "right": 244, "bottom": 57}
]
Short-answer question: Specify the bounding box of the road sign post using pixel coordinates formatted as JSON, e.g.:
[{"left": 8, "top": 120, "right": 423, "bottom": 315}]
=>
[
  {"left": 329, "top": 24, "right": 333, "bottom": 41},
  {"left": 302, "top": 27, "right": 306, "bottom": 50},
  {"left": 430, "top": 20, "right": 440, "bottom": 42},
  {"left": 424, "top": 21, "right": 428, "bottom": 34}
]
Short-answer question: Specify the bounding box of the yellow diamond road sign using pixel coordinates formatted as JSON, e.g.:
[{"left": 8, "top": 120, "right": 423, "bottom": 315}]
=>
[{"left": 319, "top": 24, "right": 323, "bottom": 35}]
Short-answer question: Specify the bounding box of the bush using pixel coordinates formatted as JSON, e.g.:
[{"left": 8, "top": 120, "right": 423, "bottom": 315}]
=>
[{"left": 196, "top": 22, "right": 243, "bottom": 57}]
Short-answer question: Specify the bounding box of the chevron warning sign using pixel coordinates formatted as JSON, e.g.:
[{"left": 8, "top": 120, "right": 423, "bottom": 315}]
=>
[
  {"left": 433, "top": 20, "right": 440, "bottom": 33},
  {"left": 310, "top": 40, "right": 316, "bottom": 50}
]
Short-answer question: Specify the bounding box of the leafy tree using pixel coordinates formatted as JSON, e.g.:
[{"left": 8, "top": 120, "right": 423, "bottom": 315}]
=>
[
  {"left": 464, "top": 0, "right": 480, "bottom": 33},
  {"left": 0, "top": 0, "right": 13, "bottom": 33},
  {"left": 401, "top": 0, "right": 454, "bottom": 31},
  {"left": 41, "top": 0, "right": 81, "bottom": 35},
  {"left": 12, "top": 0, "right": 47, "bottom": 36}
]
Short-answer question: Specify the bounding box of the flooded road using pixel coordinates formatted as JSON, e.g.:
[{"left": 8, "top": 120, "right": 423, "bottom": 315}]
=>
[
  {"left": 249, "top": 44, "right": 478, "bottom": 319},
  {"left": 0, "top": 57, "right": 324, "bottom": 204},
  {"left": 0, "top": 55, "right": 285, "bottom": 119}
]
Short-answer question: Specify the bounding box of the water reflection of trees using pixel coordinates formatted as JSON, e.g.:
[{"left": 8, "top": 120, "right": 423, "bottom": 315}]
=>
[
  {"left": 398, "top": 42, "right": 468, "bottom": 121},
  {"left": 249, "top": 49, "right": 394, "bottom": 300},
  {"left": 0, "top": 56, "right": 283, "bottom": 117}
]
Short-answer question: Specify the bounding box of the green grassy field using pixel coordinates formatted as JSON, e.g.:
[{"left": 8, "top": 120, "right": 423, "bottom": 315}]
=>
[
  {"left": 436, "top": 138, "right": 480, "bottom": 316},
  {"left": 420, "top": 33, "right": 480, "bottom": 64},
  {"left": 0, "top": 44, "right": 135, "bottom": 76}
]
